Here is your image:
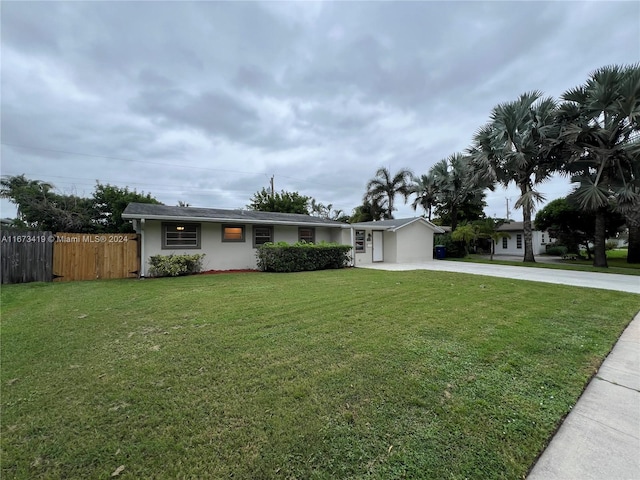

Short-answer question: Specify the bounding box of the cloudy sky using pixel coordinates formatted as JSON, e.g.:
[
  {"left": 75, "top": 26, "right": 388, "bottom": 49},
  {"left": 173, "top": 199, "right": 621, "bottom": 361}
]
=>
[{"left": 2, "top": 1, "right": 638, "bottom": 222}]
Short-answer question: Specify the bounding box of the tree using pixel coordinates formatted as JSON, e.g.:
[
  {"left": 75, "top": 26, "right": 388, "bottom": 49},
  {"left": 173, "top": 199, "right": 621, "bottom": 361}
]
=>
[
  {"left": 534, "top": 197, "right": 625, "bottom": 259},
  {"left": 451, "top": 224, "right": 477, "bottom": 256},
  {"left": 248, "top": 188, "right": 310, "bottom": 214},
  {"left": 470, "top": 91, "right": 560, "bottom": 262},
  {"left": 93, "top": 183, "right": 162, "bottom": 233},
  {"left": 430, "top": 153, "right": 486, "bottom": 231},
  {"left": 350, "top": 198, "right": 387, "bottom": 223},
  {"left": 0, "top": 175, "right": 162, "bottom": 233},
  {"left": 363, "top": 167, "right": 413, "bottom": 219},
  {"left": 0, "top": 174, "right": 94, "bottom": 232},
  {"left": 309, "top": 199, "right": 348, "bottom": 222},
  {"left": 410, "top": 173, "right": 438, "bottom": 220},
  {"left": 556, "top": 64, "right": 640, "bottom": 267},
  {"left": 474, "top": 218, "right": 511, "bottom": 261}
]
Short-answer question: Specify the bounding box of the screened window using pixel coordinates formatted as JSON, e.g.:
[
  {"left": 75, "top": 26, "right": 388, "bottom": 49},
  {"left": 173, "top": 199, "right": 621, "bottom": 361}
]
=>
[
  {"left": 516, "top": 234, "right": 522, "bottom": 249},
  {"left": 222, "top": 225, "right": 245, "bottom": 242},
  {"left": 253, "top": 226, "right": 273, "bottom": 247},
  {"left": 355, "top": 230, "right": 366, "bottom": 253},
  {"left": 162, "top": 223, "right": 200, "bottom": 249},
  {"left": 502, "top": 237, "right": 508, "bottom": 249},
  {"left": 298, "top": 227, "right": 315, "bottom": 243}
]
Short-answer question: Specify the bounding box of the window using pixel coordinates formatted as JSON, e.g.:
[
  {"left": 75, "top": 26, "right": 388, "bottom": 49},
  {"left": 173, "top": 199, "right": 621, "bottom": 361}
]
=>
[
  {"left": 541, "top": 233, "right": 546, "bottom": 244},
  {"left": 516, "top": 234, "right": 522, "bottom": 249},
  {"left": 253, "top": 226, "right": 273, "bottom": 247},
  {"left": 298, "top": 227, "right": 315, "bottom": 243},
  {"left": 355, "top": 230, "right": 365, "bottom": 253},
  {"left": 222, "top": 225, "right": 245, "bottom": 242},
  {"left": 502, "top": 237, "right": 508, "bottom": 249},
  {"left": 162, "top": 223, "right": 200, "bottom": 249}
]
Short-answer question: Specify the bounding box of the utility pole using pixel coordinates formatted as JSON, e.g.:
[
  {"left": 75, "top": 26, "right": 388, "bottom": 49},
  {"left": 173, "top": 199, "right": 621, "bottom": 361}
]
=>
[
  {"left": 506, "top": 197, "right": 510, "bottom": 221},
  {"left": 270, "top": 175, "right": 275, "bottom": 198}
]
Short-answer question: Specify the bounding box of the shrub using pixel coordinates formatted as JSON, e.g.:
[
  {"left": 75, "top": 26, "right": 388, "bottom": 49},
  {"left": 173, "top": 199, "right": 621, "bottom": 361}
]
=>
[
  {"left": 433, "top": 233, "right": 466, "bottom": 258},
  {"left": 148, "top": 254, "right": 205, "bottom": 277},
  {"left": 545, "top": 244, "right": 568, "bottom": 256},
  {"left": 256, "top": 242, "right": 351, "bottom": 272},
  {"left": 605, "top": 240, "right": 618, "bottom": 251}
]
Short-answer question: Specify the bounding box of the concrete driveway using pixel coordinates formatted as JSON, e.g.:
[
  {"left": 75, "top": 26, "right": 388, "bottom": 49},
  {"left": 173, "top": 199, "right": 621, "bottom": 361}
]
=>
[{"left": 359, "top": 260, "right": 640, "bottom": 294}]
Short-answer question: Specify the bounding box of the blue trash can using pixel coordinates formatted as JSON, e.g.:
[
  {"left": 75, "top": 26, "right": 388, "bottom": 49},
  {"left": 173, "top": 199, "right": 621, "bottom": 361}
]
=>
[{"left": 435, "top": 245, "right": 446, "bottom": 260}]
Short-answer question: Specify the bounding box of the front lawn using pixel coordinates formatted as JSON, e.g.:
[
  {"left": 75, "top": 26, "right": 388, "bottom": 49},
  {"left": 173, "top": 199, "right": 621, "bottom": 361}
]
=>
[{"left": 2, "top": 270, "right": 638, "bottom": 479}]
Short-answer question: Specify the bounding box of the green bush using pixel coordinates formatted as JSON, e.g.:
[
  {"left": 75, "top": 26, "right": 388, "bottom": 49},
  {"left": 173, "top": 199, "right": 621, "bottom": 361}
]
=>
[
  {"left": 256, "top": 242, "right": 351, "bottom": 272},
  {"left": 546, "top": 244, "right": 568, "bottom": 256},
  {"left": 433, "top": 233, "right": 466, "bottom": 258},
  {"left": 148, "top": 254, "right": 206, "bottom": 277},
  {"left": 605, "top": 240, "right": 618, "bottom": 251}
]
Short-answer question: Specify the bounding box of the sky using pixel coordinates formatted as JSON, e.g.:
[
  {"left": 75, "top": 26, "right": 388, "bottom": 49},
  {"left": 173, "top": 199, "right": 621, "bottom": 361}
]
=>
[{"left": 2, "top": 1, "right": 639, "bottom": 222}]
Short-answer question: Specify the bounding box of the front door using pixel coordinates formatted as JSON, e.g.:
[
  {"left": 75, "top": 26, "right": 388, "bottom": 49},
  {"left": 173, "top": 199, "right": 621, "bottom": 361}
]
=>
[{"left": 372, "top": 231, "right": 384, "bottom": 262}]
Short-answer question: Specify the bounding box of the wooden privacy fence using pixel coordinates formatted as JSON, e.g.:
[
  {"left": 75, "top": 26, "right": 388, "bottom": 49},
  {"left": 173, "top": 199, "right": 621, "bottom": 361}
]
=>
[
  {"left": 1, "top": 231, "right": 140, "bottom": 283},
  {"left": 53, "top": 233, "right": 140, "bottom": 282},
  {"left": 1, "top": 230, "right": 54, "bottom": 284}
]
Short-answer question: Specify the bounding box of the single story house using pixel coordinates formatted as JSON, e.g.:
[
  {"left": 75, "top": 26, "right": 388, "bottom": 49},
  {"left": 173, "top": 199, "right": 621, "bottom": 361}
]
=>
[
  {"left": 496, "top": 221, "right": 554, "bottom": 255},
  {"left": 122, "top": 203, "right": 444, "bottom": 275},
  {"left": 349, "top": 217, "right": 445, "bottom": 266}
]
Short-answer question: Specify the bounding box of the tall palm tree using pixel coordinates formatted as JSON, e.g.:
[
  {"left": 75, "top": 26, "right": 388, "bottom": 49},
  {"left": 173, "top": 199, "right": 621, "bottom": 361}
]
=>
[
  {"left": 430, "top": 153, "right": 486, "bottom": 231},
  {"left": 557, "top": 64, "right": 640, "bottom": 267},
  {"left": 364, "top": 167, "right": 413, "bottom": 219},
  {"left": 410, "top": 173, "right": 438, "bottom": 221},
  {"left": 469, "top": 91, "right": 559, "bottom": 262}
]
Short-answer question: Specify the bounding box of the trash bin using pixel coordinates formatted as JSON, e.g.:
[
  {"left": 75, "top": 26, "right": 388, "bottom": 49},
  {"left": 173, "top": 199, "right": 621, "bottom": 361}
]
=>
[{"left": 435, "top": 245, "right": 446, "bottom": 260}]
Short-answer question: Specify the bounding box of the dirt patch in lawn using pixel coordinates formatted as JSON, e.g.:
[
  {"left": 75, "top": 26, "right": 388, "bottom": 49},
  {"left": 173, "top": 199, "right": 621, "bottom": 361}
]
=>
[{"left": 199, "top": 269, "right": 259, "bottom": 275}]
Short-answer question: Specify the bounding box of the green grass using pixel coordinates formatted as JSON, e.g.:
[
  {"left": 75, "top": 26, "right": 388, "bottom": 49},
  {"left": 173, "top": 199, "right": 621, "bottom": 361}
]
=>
[
  {"left": 2, "top": 270, "right": 639, "bottom": 479},
  {"left": 457, "top": 251, "right": 640, "bottom": 276}
]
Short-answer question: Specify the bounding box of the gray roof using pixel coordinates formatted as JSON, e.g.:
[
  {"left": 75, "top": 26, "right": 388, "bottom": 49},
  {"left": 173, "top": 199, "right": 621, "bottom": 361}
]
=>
[
  {"left": 497, "top": 221, "right": 524, "bottom": 231},
  {"left": 122, "top": 203, "right": 348, "bottom": 227},
  {"left": 350, "top": 217, "right": 445, "bottom": 233}
]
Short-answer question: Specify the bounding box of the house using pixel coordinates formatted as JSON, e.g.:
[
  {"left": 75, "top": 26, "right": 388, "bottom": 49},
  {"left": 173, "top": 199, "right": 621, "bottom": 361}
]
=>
[
  {"left": 122, "top": 204, "right": 444, "bottom": 275},
  {"left": 349, "top": 217, "right": 445, "bottom": 266},
  {"left": 496, "top": 221, "right": 553, "bottom": 255},
  {"left": 122, "top": 203, "right": 351, "bottom": 276}
]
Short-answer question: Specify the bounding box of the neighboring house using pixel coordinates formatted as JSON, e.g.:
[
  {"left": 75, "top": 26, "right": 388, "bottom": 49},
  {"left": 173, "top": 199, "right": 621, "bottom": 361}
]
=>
[
  {"left": 122, "top": 204, "right": 444, "bottom": 275},
  {"left": 349, "top": 217, "right": 444, "bottom": 266},
  {"left": 122, "top": 203, "right": 351, "bottom": 276},
  {"left": 496, "top": 221, "right": 553, "bottom": 255}
]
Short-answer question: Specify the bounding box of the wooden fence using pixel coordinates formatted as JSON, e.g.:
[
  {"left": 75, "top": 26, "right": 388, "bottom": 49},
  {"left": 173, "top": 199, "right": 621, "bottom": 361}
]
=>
[
  {"left": 53, "top": 233, "right": 140, "bottom": 282},
  {"left": 1, "top": 230, "right": 54, "bottom": 284},
  {"left": 1, "top": 231, "right": 140, "bottom": 284}
]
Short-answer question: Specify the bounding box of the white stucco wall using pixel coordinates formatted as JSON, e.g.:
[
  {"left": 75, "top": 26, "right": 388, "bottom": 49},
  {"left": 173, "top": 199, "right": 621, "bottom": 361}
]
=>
[
  {"left": 395, "top": 221, "right": 435, "bottom": 262},
  {"left": 140, "top": 220, "right": 348, "bottom": 275}
]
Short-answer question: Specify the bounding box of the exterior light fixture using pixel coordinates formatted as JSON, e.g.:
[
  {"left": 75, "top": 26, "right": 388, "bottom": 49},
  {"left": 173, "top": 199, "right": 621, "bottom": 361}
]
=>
[{"left": 176, "top": 226, "right": 185, "bottom": 231}]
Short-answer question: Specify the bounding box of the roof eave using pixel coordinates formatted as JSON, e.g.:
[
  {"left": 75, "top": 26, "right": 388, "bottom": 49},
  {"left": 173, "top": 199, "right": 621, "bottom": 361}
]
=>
[{"left": 121, "top": 212, "right": 347, "bottom": 228}]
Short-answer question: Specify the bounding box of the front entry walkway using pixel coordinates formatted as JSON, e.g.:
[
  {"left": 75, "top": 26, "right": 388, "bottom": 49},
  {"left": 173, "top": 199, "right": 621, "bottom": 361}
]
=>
[{"left": 358, "top": 260, "right": 640, "bottom": 294}]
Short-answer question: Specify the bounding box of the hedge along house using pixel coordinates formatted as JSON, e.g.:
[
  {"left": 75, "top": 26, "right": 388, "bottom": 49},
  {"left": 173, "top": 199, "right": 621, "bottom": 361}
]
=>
[
  {"left": 349, "top": 218, "right": 445, "bottom": 266},
  {"left": 122, "top": 203, "right": 351, "bottom": 276}
]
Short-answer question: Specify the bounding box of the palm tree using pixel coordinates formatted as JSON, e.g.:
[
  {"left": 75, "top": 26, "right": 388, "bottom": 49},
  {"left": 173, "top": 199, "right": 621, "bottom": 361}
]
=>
[
  {"left": 430, "top": 153, "right": 485, "bottom": 231},
  {"left": 0, "top": 174, "right": 55, "bottom": 226},
  {"left": 364, "top": 167, "right": 413, "bottom": 219},
  {"left": 410, "top": 173, "right": 438, "bottom": 220},
  {"left": 469, "top": 91, "right": 559, "bottom": 262},
  {"left": 556, "top": 64, "right": 640, "bottom": 267}
]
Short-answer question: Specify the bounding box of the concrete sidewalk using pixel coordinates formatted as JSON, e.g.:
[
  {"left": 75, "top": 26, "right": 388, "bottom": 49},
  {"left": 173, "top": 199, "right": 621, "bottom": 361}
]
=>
[
  {"left": 527, "top": 314, "right": 640, "bottom": 480},
  {"left": 359, "top": 260, "right": 640, "bottom": 294},
  {"left": 360, "top": 260, "right": 639, "bottom": 479}
]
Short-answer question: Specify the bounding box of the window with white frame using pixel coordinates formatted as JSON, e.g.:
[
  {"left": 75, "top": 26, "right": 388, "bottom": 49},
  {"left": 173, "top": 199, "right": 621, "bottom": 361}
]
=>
[
  {"left": 355, "top": 230, "right": 366, "bottom": 252},
  {"left": 516, "top": 234, "right": 522, "bottom": 249},
  {"left": 298, "top": 227, "right": 315, "bottom": 243},
  {"left": 502, "top": 237, "right": 508, "bottom": 249},
  {"left": 253, "top": 226, "right": 273, "bottom": 247},
  {"left": 162, "top": 223, "right": 200, "bottom": 249}
]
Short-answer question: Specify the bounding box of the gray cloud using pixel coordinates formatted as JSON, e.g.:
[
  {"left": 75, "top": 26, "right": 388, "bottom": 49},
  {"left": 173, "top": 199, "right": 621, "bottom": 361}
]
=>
[{"left": 1, "top": 1, "right": 638, "bottom": 220}]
